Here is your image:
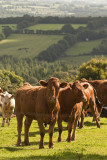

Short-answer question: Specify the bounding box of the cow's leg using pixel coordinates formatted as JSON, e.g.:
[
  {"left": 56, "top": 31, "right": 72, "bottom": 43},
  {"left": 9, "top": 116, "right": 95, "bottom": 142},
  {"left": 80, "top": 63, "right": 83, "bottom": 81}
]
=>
[
  {"left": 57, "top": 119, "right": 63, "bottom": 142},
  {"left": 38, "top": 120, "right": 45, "bottom": 149},
  {"left": 24, "top": 117, "right": 33, "bottom": 145},
  {"left": 71, "top": 116, "right": 79, "bottom": 141},
  {"left": 16, "top": 114, "right": 24, "bottom": 146},
  {"left": 1, "top": 118, "right": 5, "bottom": 127},
  {"left": 89, "top": 100, "right": 100, "bottom": 128},
  {"left": 6, "top": 118, "right": 8, "bottom": 123},
  {"left": 7, "top": 118, "right": 10, "bottom": 126},
  {"left": 49, "top": 120, "right": 56, "bottom": 148},
  {"left": 66, "top": 115, "right": 74, "bottom": 142},
  {"left": 79, "top": 110, "right": 85, "bottom": 129}
]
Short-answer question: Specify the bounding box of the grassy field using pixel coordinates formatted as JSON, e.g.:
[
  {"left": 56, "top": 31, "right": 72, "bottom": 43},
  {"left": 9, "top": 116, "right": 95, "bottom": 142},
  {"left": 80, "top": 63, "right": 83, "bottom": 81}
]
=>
[
  {"left": 0, "top": 117, "right": 107, "bottom": 160},
  {"left": 0, "top": 24, "right": 17, "bottom": 34},
  {"left": 61, "top": 38, "right": 107, "bottom": 66},
  {"left": 0, "top": 34, "right": 63, "bottom": 58},
  {"left": 27, "top": 24, "right": 87, "bottom": 33},
  {"left": 0, "top": 33, "right": 106, "bottom": 65}
]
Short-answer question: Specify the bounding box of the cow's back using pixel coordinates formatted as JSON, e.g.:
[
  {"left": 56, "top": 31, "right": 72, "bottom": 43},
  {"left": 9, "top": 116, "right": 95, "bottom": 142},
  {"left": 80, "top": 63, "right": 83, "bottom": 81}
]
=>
[{"left": 15, "top": 85, "right": 43, "bottom": 118}]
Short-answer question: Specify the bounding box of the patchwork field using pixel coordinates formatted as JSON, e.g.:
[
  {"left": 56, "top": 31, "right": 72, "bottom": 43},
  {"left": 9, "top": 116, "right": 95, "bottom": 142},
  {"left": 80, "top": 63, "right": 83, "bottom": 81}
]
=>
[
  {"left": 0, "top": 117, "right": 107, "bottom": 160},
  {"left": 0, "top": 34, "right": 63, "bottom": 58}
]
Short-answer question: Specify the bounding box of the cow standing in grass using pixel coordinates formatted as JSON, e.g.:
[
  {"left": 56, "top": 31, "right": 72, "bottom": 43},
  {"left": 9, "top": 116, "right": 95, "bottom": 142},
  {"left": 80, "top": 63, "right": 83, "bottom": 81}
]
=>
[
  {"left": 15, "top": 77, "right": 67, "bottom": 149},
  {"left": 0, "top": 91, "right": 15, "bottom": 127},
  {"left": 57, "top": 81, "right": 100, "bottom": 142},
  {"left": 79, "top": 81, "right": 101, "bottom": 129}
]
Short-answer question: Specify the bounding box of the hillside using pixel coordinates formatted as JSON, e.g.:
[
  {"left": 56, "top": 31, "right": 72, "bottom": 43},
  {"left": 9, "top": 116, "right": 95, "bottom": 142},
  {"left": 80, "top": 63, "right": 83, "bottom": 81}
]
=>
[
  {"left": 61, "top": 39, "right": 107, "bottom": 65},
  {"left": 0, "top": 34, "right": 63, "bottom": 58}
]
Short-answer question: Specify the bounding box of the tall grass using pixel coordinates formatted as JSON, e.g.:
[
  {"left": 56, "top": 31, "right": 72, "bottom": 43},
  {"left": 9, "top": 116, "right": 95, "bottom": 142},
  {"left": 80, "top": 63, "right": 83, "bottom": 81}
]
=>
[{"left": 0, "top": 117, "right": 107, "bottom": 160}]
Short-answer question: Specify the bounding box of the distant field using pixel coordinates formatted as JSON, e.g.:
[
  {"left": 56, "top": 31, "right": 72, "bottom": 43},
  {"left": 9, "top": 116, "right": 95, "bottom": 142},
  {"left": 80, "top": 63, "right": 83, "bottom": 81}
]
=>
[
  {"left": 27, "top": 24, "right": 87, "bottom": 33},
  {"left": 0, "top": 34, "right": 63, "bottom": 58},
  {"left": 0, "top": 24, "right": 17, "bottom": 34},
  {"left": 61, "top": 39, "right": 107, "bottom": 65},
  {"left": 0, "top": 117, "right": 107, "bottom": 160},
  {"left": 66, "top": 39, "right": 102, "bottom": 56}
]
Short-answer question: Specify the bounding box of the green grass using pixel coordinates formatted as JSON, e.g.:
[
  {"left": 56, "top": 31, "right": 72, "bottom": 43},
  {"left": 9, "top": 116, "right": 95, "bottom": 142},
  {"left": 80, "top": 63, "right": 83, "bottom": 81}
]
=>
[
  {"left": 61, "top": 39, "right": 107, "bottom": 65},
  {"left": 0, "top": 34, "right": 63, "bottom": 58},
  {"left": 27, "top": 24, "right": 87, "bottom": 33},
  {"left": 66, "top": 39, "right": 103, "bottom": 56},
  {"left": 0, "top": 117, "right": 107, "bottom": 160}
]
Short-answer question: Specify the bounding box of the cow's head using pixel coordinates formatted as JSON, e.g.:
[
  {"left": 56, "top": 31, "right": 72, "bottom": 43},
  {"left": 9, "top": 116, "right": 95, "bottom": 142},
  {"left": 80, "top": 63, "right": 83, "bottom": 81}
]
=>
[
  {"left": 0, "top": 92, "right": 14, "bottom": 106},
  {"left": 69, "top": 80, "right": 88, "bottom": 103},
  {"left": 40, "top": 77, "right": 67, "bottom": 104}
]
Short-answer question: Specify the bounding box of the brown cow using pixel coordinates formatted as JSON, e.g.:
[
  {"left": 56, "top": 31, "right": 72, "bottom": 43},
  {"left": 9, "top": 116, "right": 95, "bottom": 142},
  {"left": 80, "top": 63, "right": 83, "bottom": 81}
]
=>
[
  {"left": 79, "top": 81, "right": 101, "bottom": 129},
  {"left": 57, "top": 80, "right": 100, "bottom": 142},
  {"left": 66, "top": 102, "right": 83, "bottom": 142},
  {"left": 81, "top": 78, "right": 107, "bottom": 114},
  {"left": 15, "top": 77, "right": 67, "bottom": 149}
]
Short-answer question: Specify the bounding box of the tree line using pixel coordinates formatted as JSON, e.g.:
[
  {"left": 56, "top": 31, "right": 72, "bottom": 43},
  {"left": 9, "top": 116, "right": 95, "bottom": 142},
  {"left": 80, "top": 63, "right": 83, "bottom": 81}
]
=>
[{"left": 0, "top": 57, "right": 106, "bottom": 93}]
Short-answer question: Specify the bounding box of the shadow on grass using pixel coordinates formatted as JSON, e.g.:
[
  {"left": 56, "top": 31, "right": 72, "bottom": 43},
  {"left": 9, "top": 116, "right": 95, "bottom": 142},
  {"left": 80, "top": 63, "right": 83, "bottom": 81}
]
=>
[
  {"left": 19, "top": 126, "right": 67, "bottom": 138},
  {"left": 84, "top": 121, "right": 106, "bottom": 127},
  {"left": 0, "top": 146, "right": 23, "bottom": 152},
  {"left": 1, "top": 150, "right": 107, "bottom": 160}
]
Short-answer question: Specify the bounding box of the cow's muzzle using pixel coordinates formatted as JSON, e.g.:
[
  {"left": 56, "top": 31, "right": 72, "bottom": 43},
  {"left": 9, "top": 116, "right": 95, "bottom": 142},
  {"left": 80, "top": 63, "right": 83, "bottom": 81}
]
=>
[
  {"left": 49, "top": 97, "right": 56, "bottom": 104},
  {"left": 82, "top": 96, "right": 87, "bottom": 102}
]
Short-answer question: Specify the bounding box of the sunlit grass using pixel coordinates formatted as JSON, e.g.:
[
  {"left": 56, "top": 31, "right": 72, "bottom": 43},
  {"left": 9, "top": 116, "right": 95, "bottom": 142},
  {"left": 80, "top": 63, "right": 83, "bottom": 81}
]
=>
[{"left": 0, "top": 116, "right": 107, "bottom": 160}]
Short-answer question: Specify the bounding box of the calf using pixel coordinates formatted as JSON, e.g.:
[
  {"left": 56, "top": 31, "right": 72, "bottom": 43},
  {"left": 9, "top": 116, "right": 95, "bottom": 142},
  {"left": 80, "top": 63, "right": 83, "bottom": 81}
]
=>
[
  {"left": 15, "top": 77, "right": 67, "bottom": 148},
  {"left": 0, "top": 91, "right": 15, "bottom": 127}
]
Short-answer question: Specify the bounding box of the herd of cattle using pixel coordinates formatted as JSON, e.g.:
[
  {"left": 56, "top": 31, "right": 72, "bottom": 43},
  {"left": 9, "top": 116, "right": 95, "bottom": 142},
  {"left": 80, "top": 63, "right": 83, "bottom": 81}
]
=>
[{"left": 0, "top": 77, "right": 107, "bottom": 149}]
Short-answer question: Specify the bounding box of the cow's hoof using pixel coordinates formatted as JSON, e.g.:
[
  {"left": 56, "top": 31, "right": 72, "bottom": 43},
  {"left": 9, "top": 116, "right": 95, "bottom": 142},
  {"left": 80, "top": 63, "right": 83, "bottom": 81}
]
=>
[
  {"left": 58, "top": 137, "right": 61, "bottom": 142},
  {"left": 71, "top": 137, "right": 75, "bottom": 141},
  {"left": 66, "top": 137, "right": 71, "bottom": 142},
  {"left": 49, "top": 142, "right": 54, "bottom": 149},
  {"left": 17, "top": 143, "right": 22, "bottom": 146},
  {"left": 24, "top": 141, "right": 30, "bottom": 146},
  {"left": 39, "top": 145, "right": 44, "bottom": 149},
  {"left": 49, "top": 145, "right": 54, "bottom": 149}
]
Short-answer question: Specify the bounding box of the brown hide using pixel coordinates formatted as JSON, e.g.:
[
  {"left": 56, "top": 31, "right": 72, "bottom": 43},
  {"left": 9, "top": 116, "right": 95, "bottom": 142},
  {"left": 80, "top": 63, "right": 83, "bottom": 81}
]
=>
[
  {"left": 81, "top": 78, "right": 107, "bottom": 113},
  {"left": 66, "top": 102, "right": 83, "bottom": 142},
  {"left": 15, "top": 77, "right": 67, "bottom": 148},
  {"left": 79, "top": 82, "right": 100, "bottom": 128},
  {"left": 57, "top": 81, "right": 100, "bottom": 142},
  {"left": 58, "top": 81, "right": 87, "bottom": 122}
]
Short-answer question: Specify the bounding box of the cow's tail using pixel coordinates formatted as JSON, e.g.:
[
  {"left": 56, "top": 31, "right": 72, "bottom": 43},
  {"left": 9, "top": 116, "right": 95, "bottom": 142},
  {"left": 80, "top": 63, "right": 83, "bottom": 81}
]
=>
[{"left": 93, "top": 87, "right": 102, "bottom": 114}]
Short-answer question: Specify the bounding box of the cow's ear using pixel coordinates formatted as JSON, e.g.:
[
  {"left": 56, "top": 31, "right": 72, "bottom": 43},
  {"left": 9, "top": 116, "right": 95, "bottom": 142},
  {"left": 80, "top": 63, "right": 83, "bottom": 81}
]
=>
[
  {"left": 83, "top": 84, "right": 89, "bottom": 89},
  {"left": 0, "top": 93, "right": 5, "bottom": 97},
  {"left": 10, "top": 95, "right": 14, "bottom": 99},
  {"left": 81, "top": 78, "right": 88, "bottom": 82},
  {"left": 0, "top": 89, "right": 3, "bottom": 93},
  {"left": 39, "top": 80, "right": 48, "bottom": 87},
  {"left": 60, "top": 82, "right": 67, "bottom": 88}
]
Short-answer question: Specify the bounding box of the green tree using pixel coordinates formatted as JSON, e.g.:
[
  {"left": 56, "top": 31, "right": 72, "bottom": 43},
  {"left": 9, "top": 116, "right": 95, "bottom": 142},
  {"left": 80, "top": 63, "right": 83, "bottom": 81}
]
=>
[
  {"left": 76, "top": 57, "right": 107, "bottom": 80},
  {"left": 0, "top": 70, "right": 24, "bottom": 93}
]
